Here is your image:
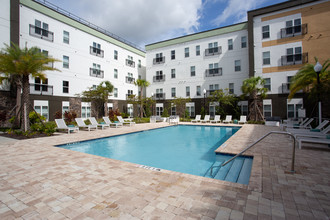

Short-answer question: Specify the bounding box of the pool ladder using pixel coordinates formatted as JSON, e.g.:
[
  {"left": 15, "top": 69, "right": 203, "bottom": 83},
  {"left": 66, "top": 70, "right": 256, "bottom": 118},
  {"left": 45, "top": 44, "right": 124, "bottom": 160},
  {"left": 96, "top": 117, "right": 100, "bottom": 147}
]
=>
[{"left": 211, "top": 131, "right": 297, "bottom": 175}]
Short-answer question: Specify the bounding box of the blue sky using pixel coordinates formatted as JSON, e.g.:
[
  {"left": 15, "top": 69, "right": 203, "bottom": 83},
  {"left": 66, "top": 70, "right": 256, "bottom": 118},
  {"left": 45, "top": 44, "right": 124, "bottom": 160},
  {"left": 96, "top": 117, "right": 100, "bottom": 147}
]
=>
[{"left": 46, "top": 0, "right": 287, "bottom": 48}]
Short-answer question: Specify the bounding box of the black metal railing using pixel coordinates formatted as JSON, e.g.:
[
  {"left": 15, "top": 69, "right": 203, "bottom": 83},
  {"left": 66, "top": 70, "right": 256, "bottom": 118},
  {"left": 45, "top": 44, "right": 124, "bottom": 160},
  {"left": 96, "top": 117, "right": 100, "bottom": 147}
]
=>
[
  {"left": 153, "top": 75, "right": 165, "bottom": 82},
  {"left": 126, "top": 59, "right": 135, "bottom": 67},
  {"left": 205, "top": 68, "right": 222, "bottom": 77},
  {"left": 155, "top": 93, "right": 165, "bottom": 100},
  {"left": 280, "top": 24, "right": 307, "bottom": 38},
  {"left": 126, "top": 76, "right": 135, "bottom": 84},
  {"left": 281, "top": 53, "right": 308, "bottom": 66},
  {"left": 89, "top": 68, "right": 104, "bottom": 78},
  {"left": 281, "top": 83, "right": 303, "bottom": 94},
  {"left": 30, "top": 83, "right": 53, "bottom": 95},
  {"left": 153, "top": 57, "right": 165, "bottom": 64},
  {"left": 90, "top": 46, "right": 104, "bottom": 58},
  {"left": 29, "top": 24, "right": 54, "bottom": 42},
  {"left": 205, "top": 46, "right": 222, "bottom": 56}
]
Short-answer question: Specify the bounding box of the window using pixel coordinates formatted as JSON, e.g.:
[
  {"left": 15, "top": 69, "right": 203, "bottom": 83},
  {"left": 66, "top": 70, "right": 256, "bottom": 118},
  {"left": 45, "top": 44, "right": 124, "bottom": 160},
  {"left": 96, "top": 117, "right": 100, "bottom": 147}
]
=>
[
  {"left": 286, "top": 47, "right": 302, "bottom": 64},
  {"left": 127, "top": 104, "right": 134, "bottom": 117},
  {"left": 263, "top": 51, "right": 270, "bottom": 65},
  {"left": 62, "top": 101, "right": 69, "bottom": 117},
  {"left": 127, "top": 89, "right": 133, "bottom": 98},
  {"left": 239, "top": 101, "right": 248, "bottom": 116},
  {"left": 287, "top": 98, "right": 303, "bottom": 118},
  {"left": 92, "top": 42, "right": 102, "bottom": 55},
  {"left": 263, "top": 105, "right": 272, "bottom": 117},
  {"left": 184, "top": 47, "right": 189, "bottom": 58},
  {"left": 241, "top": 36, "right": 247, "bottom": 48},
  {"left": 63, "top": 31, "right": 69, "bottom": 44},
  {"left": 63, "top": 55, "right": 69, "bottom": 68},
  {"left": 114, "top": 50, "right": 118, "bottom": 60},
  {"left": 186, "top": 103, "right": 195, "bottom": 117},
  {"left": 196, "top": 86, "right": 201, "bottom": 96},
  {"left": 209, "top": 84, "right": 219, "bottom": 92},
  {"left": 114, "top": 69, "right": 118, "bottom": 79},
  {"left": 171, "top": 88, "right": 176, "bottom": 98},
  {"left": 235, "top": 60, "right": 241, "bottom": 72},
  {"left": 229, "top": 83, "right": 234, "bottom": 94},
  {"left": 186, "top": 86, "right": 190, "bottom": 97},
  {"left": 32, "top": 19, "right": 53, "bottom": 41},
  {"left": 190, "top": 66, "right": 195, "bottom": 77},
  {"left": 264, "top": 78, "right": 271, "bottom": 91},
  {"left": 154, "top": 53, "right": 164, "bottom": 64},
  {"left": 171, "top": 105, "right": 176, "bottom": 116},
  {"left": 138, "top": 60, "right": 141, "bottom": 68},
  {"left": 81, "top": 102, "right": 91, "bottom": 118},
  {"left": 228, "top": 39, "right": 233, "bottom": 50},
  {"left": 92, "top": 63, "right": 101, "bottom": 76},
  {"left": 171, "top": 69, "right": 176, "bottom": 79},
  {"left": 262, "top": 25, "right": 270, "bottom": 39},
  {"left": 63, "top": 81, "right": 69, "bottom": 93},
  {"left": 34, "top": 100, "right": 49, "bottom": 121},
  {"left": 114, "top": 88, "right": 118, "bottom": 98},
  {"left": 171, "top": 50, "right": 175, "bottom": 60},
  {"left": 196, "top": 45, "right": 200, "bottom": 56},
  {"left": 34, "top": 77, "right": 48, "bottom": 93},
  {"left": 209, "top": 104, "right": 216, "bottom": 118},
  {"left": 206, "top": 42, "right": 220, "bottom": 56},
  {"left": 285, "top": 18, "right": 301, "bottom": 36},
  {"left": 156, "top": 103, "right": 163, "bottom": 116}
]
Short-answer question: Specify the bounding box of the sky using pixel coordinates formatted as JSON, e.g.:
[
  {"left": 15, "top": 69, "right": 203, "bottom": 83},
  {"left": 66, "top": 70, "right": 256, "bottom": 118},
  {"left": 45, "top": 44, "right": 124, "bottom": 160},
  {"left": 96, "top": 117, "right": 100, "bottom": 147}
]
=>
[{"left": 45, "top": 0, "right": 287, "bottom": 49}]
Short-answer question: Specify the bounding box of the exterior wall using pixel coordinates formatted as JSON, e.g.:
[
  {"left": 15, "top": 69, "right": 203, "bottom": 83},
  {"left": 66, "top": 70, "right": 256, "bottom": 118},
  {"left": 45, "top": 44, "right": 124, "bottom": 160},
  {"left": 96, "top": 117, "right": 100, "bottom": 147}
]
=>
[
  {"left": 16, "top": 0, "right": 146, "bottom": 120},
  {"left": 0, "top": 0, "right": 10, "bottom": 47},
  {"left": 146, "top": 23, "right": 249, "bottom": 116}
]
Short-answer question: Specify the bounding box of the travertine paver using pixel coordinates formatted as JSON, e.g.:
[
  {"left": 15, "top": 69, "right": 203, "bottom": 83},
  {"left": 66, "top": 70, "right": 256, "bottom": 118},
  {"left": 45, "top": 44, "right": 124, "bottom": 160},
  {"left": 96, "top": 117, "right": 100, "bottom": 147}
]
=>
[{"left": 0, "top": 122, "right": 329, "bottom": 219}]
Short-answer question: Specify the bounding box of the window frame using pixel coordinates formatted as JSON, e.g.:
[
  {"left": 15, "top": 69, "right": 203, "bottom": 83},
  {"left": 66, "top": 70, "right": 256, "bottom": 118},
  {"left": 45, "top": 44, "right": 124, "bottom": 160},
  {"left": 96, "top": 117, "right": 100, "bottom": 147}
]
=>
[
  {"left": 262, "top": 25, "right": 270, "bottom": 39},
  {"left": 234, "top": 60, "right": 241, "bottom": 72},
  {"left": 263, "top": 51, "right": 271, "bottom": 65},
  {"left": 62, "top": 80, "right": 69, "bottom": 93},
  {"left": 228, "top": 39, "right": 233, "bottom": 50}
]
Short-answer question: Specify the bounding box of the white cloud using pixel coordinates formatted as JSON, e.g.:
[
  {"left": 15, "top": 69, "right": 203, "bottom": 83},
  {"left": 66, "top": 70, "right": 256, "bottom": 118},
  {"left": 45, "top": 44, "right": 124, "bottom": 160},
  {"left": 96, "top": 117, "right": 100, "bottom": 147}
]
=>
[
  {"left": 69, "top": 0, "right": 203, "bottom": 48},
  {"left": 211, "top": 0, "right": 264, "bottom": 26}
]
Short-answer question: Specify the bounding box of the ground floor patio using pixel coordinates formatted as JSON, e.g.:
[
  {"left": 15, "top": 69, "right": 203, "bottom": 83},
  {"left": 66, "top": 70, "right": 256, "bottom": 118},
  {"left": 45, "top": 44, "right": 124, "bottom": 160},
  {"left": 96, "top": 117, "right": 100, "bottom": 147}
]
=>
[{"left": 0, "top": 123, "right": 329, "bottom": 219}]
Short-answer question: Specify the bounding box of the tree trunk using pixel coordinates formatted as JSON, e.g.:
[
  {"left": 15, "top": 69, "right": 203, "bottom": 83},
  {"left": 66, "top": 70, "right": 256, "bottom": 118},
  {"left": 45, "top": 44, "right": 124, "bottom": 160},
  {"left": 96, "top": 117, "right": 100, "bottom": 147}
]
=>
[
  {"left": 140, "top": 87, "right": 143, "bottom": 118},
  {"left": 104, "top": 102, "right": 108, "bottom": 117},
  {"left": 21, "top": 74, "right": 30, "bottom": 131}
]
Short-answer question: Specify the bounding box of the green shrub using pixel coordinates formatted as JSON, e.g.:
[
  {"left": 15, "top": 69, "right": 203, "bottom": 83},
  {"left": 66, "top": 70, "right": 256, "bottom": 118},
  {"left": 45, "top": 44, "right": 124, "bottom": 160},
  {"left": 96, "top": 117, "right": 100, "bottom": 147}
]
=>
[
  {"left": 180, "top": 117, "right": 191, "bottom": 122},
  {"left": 29, "top": 111, "right": 46, "bottom": 124},
  {"left": 63, "top": 111, "right": 77, "bottom": 124},
  {"left": 133, "top": 117, "right": 150, "bottom": 124},
  {"left": 121, "top": 112, "right": 130, "bottom": 118},
  {"left": 109, "top": 108, "right": 121, "bottom": 121},
  {"left": 161, "top": 108, "right": 169, "bottom": 117}
]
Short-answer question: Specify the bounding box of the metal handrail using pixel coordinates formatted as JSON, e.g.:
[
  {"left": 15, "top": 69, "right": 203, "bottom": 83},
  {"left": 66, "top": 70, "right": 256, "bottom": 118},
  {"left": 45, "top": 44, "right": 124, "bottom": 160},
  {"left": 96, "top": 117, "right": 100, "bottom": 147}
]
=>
[{"left": 220, "top": 131, "right": 296, "bottom": 173}]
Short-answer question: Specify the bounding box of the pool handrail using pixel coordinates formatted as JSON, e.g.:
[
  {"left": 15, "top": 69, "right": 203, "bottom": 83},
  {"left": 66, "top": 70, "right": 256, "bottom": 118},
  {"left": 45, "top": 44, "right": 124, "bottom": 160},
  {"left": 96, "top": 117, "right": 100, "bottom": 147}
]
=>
[{"left": 220, "top": 131, "right": 296, "bottom": 173}]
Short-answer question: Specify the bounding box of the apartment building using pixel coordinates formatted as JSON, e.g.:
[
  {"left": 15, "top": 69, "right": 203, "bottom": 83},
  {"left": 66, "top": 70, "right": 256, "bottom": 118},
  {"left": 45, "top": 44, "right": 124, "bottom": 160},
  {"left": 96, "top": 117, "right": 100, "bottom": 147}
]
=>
[
  {"left": 145, "top": 23, "right": 249, "bottom": 117},
  {"left": 248, "top": 0, "right": 330, "bottom": 119},
  {"left": 2, "top": 0, "right": 146, "bottom": 120}
]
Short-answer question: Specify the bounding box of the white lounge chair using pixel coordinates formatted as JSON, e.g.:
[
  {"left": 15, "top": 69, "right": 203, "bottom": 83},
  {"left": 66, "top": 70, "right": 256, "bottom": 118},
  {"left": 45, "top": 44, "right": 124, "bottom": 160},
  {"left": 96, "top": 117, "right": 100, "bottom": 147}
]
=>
[
  {"left": 117, "top": 116, "right": 135, "bottom": 126},
  {"left": 238, "top": 116, "right": 247, "bottom": 124},
  {"left": 191, "top": 115, "right": 201, "bottom": 123},
  {"left": 210, "top": 115, "right": 221, "bottom": 123},
  {"left": 201, "top": 115, "right": 210, "bottom": 123},
  {"left": 55, "top": 119, "right": 79, "bottom": 134},
  {"left": 169, "top": 115, "right": 180, "bottom": 125},
  {"left": 75, "top": 118, "right": 97, "bottom": 131},
  {"left": 291, "top": 124, "right": 330, "bottom": 139},
  {"left": 280, "top": 118, "right": 309, "bottom": 130},
  {"left": 285, "top": 118, "right": 314, "bottom": 130},
  {"left": 223, "top": 115, "right": 232, "bottom": 123},
  {"left": 89, "top": 117, "right": 110, "bottom": 130},
  {"left": 102, "top": 116, "right": 123, "bottom": 128},
  {"left": 287, "top": 120, "right": 329, "bottom": 134},
  {"left": 297, "top": 136, "right": 330, "bottom": 149}
]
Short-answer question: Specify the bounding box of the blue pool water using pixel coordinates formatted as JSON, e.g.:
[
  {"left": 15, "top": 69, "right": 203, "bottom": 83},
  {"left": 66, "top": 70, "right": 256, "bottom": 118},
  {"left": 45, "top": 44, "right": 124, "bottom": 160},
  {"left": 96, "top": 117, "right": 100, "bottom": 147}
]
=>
[{"left": 58, "top": 125, "right": 253, "bottom": 184}]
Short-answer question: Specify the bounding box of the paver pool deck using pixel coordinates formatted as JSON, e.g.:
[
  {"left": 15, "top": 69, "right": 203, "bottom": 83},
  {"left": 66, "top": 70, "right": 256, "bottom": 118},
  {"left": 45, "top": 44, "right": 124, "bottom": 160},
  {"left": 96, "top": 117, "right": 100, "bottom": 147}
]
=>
[{"left": 0, "top": 123, "right": 329, "bottom": 219}]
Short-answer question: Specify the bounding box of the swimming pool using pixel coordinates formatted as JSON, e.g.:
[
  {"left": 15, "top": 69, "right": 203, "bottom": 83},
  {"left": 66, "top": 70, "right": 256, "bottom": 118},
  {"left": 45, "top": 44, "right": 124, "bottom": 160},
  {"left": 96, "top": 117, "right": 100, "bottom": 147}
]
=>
[{"left": 58, "top": 125, "right": 253, "bottom": 184}]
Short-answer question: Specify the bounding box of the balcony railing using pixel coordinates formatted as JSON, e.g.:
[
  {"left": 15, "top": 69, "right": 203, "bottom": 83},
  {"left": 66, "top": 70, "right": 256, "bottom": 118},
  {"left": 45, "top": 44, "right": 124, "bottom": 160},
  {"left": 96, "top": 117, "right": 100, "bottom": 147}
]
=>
[
  {"left": 89, "top": 68, "right": 104, "bottom": 78},
  {"left": 155, "top": 93, "right": 165, "bottom": 100},
  {"left": 153, "top": 75, "right": 165, "bottom": 82},
  {"left": 281, "top": 53, "right": 308, "bottom": 66},
  {"left": 90, "top": 46, "right": 104, "bottom": 58},
  {"left": 205, "top": 46, "right": 222, "bottom": 56},
  {"left": 153, "top": 57, "right": 165, "bottom": 65},
  {"left": 126, "top": 59, "right": 135, "bottom": 67},
  {"left": 205, "top": 68, "right": 222, "bottom": 77},
  {"left": 281, "top": 83, "right": 303, "bottom": 94},
  {"left": 30, "top": 83, "right": 53, "bottom": 95},
  {"left": 29, "top": 24, "right": 54, "bottom": 42},
  {"left": 126, "top": 76, "right": 135, "bottom": 84},
  {"left": 280, "top": 24, "right": 307, "bottom": 38}
]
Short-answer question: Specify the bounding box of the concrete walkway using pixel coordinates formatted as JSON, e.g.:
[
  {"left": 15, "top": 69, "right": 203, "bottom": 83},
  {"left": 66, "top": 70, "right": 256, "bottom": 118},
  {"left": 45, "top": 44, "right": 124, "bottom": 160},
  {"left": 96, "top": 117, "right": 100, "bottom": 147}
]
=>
[{"left": 0, "top": 123, "right": 329, "bottom": 219}]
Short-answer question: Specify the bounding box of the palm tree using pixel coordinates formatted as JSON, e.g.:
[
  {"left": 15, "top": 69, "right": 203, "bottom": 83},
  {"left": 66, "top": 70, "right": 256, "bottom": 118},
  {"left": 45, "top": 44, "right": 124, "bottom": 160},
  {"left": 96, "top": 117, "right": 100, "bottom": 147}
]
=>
[
  {"left": 241, "top": 76, "right": 268, "bottom": 121},
  {"left": 80, "top": 81, "right": 114, "bottom": 117},
  {"left": 289, "top": 57, "right": 330, "bottom": 100},
  {"left": 0, "top": 43, "right": 60, "bottom": 131},
  {"left": 134, "top": 79, "right": 150, "bottom": 117}
]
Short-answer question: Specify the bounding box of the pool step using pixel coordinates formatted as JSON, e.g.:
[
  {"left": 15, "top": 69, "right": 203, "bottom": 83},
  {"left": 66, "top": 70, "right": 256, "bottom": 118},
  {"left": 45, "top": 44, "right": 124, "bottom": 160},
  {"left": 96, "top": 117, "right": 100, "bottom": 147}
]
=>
[
  {"left": 203, "top": 160, "right": 224, "bottom": 178},
  {"left": 210, "top": 156, "right": 253, "bottom": 185}
]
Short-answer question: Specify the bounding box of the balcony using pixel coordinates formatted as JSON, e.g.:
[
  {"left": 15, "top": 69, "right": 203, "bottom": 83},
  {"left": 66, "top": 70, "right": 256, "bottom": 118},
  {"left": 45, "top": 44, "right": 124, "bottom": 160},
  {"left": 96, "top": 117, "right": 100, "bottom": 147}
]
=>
[
  {"left": 206, "top": 90, "right": 218, "bottom": 97},
  {"left": 281, "top": 83, "right": 303, "bottom": 94},
  {"left": 281, "top": 53, "right": 308, "bottom": 66},
  {"left": 30, "top": 83, "right": 53, "bottom": 95},
  {"left": 205, "top": 68, "right": 222, "bottom": 77},
  {"left": 280, "top": 24, "right": 307, "bottom": 38},
  {"left": 126, "top": 59, "right": 135, "bottom": 68},
  {"left": 205, "top": 46, "right": 222, "bottom": 56},
  {"left": 90, "top": 46, "right": 104, "bottom": 58},
  {"left": 89, "top": 68, "right": 104, "bottom": 78},
  {"left": 29, "top": 24, "right": 54, "bottom": 42},
  {"left": 155, "top": 93, "right": 165, "bottom": 100},
  {"left": 126, "top": 76, "right": 135, "bottom": 84},
  {"left": 153, "top": 57, "right": 165, "bottom": 65},
  {"left": 153, "top": 75, "right": 165, "bottom": 82},
  {"left": 126, "top": 94, "right": 135, "bottom": 99}
]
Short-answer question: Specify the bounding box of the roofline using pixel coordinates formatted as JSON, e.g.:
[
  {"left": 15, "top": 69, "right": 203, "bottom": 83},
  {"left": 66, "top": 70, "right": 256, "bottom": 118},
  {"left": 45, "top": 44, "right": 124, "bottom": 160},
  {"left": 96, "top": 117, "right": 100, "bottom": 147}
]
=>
[{"left": 145, "top": 21, "right": 248, "bottom": 48}]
